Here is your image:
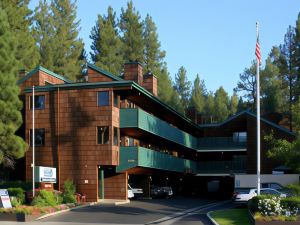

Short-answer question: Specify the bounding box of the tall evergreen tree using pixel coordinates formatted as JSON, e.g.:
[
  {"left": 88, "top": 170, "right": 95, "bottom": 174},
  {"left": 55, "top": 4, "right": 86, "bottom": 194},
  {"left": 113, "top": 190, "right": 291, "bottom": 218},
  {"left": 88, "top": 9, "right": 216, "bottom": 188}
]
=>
[
  {"left": 119, "top": 1, "right": 144, "bottom": 63},
  {"left": 229, "top": 92, "right": 239, "bottom": 115},
  {"left": 0, "top": 0, "right": 39, "bottom": 70},
  {"left": 214, "top": 86, "right": 230, "bottom": 122},
  {"left": 50, "top": 0, "right": 84, "bottom": 80},
  {"left": 204, "top": 91, "right": 215, "bottom": 123},
  {"left": 174, "top": 66, "right": 191, "bottom": 111},
  {"left": 279, "top": 26, "right": 297, "bottom": 130},
  {"left": 33, "top": 0, "right": 55, "bottom": 70},
  {"left": 33, "top": 0, "right": 84, "bottom": 81},
  {"left": 235, "top": 61, "right": 257, "bottom": 110},
  {"left": 90, "top": 6, "right": 123, "bottom": 75},
  {"left": 190, "top": 74, "right": 206, "bottom": 113},
  {"left": 0, "top": 8, "right": 27, "bottom": 167},
  {"left": 143, "top": 14, "right": 166, "bottom": 73}
]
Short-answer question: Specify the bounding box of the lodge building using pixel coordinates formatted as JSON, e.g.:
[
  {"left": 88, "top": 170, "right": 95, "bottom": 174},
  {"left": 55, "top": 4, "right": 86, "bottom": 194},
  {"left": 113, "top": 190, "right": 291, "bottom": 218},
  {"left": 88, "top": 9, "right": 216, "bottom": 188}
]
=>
[{"left": 17, "top": 62, "right": 296, "bottom": 202}]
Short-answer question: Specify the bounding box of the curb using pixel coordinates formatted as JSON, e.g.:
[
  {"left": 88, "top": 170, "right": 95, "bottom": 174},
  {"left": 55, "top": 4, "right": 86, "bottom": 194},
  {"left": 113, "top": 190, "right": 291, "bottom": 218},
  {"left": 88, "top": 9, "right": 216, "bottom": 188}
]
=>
[
  {"left": 35, "top": 202, "right": 98, "bottom": 220},
  {"left": 206, "top": 211, "right": 219, "bottom": 225}
]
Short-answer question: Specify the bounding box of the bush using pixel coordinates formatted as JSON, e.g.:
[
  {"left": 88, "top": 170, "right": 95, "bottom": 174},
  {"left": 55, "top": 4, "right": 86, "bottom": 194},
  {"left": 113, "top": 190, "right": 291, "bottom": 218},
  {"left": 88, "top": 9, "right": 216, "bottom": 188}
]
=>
[
  {"left": 63, "top": 179, "right": 76, "bottom": 203},
  {"left": 248, "top": 195, "right": 271, "bottom": 213},
  {"left": 285, "top": 184, "right": 300, "bottom": 196},
  {"left": 0, "top": 181, "right": 32, "bottom": 191},
  {"left": 281, "top": 197, "right": 300, "bottom": 215},
  {"left": 31, "top": 190, "right": 58, "bottom": 207},
  {"left": 7, "top": 188, "right": 25, "bottom": 206},
  {"left": 258, "top": 196, "right": 283, "bottom": 216}
]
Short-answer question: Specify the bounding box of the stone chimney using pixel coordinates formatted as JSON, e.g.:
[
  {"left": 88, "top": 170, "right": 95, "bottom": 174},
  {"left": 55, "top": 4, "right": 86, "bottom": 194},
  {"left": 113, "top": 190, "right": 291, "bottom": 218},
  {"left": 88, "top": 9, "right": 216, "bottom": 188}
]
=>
[
  {"left": 123, "top": 61, "right": 143, "bottom": 86},
  {"left": 143, "top": 71, "right": 157, "bottom": 96}
]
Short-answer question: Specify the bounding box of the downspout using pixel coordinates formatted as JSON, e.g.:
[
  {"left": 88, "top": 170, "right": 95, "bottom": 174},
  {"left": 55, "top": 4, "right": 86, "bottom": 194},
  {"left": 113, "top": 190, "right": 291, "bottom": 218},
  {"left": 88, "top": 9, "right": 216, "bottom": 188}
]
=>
[{"left": 57, "top": 87, "right": 61, "bottom": 191}]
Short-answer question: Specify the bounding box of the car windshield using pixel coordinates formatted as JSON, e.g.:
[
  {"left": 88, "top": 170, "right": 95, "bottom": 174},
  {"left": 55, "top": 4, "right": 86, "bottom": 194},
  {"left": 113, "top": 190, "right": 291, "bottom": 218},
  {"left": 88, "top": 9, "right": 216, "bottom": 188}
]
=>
[{"left": 235, "top": 188, "right": 250, "bottom": 194}]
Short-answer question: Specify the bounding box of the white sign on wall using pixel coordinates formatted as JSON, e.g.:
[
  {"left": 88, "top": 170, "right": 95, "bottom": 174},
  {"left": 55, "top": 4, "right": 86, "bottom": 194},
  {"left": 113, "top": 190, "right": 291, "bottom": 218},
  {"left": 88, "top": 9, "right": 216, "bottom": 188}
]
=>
[
  {"left": 0, "top": 189, "right": 12, "bottom": 208},
  {"left": 35, "top": 166, "right": 57, "bottom": 183}
]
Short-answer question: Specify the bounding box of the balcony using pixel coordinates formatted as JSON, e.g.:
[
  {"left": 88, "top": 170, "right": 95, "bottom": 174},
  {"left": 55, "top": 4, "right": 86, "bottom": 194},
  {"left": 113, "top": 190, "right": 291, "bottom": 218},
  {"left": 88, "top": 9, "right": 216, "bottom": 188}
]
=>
[
  {"left": 116, "top": 146, "right": 197, "bottom": 173},
  {"left": 120, "top": 108, "right": 198, "bottom": 150},
  {"left": 197, "top": 137, "right": 247, "bottom": 152},
  {"left": 197, "top": 157, "right": 247, "bottom": 174}
]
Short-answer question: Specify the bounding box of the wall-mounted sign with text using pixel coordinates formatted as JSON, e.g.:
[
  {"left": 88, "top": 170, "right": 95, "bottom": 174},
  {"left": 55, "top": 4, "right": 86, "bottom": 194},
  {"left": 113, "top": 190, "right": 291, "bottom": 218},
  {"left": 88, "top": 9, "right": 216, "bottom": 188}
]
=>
[{"left": 35, "top": 166, "right": 57, "bottom": 183}]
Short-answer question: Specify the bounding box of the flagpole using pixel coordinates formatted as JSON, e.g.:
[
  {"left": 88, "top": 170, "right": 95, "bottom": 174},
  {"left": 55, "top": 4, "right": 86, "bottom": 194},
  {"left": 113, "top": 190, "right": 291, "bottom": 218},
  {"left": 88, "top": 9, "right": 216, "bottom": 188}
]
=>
[
  {"left": 256, "top": 22, "right": 261, "bottom": 195},
  {"left": 32, "top": 86, "right": 35, "bottom": 197}
]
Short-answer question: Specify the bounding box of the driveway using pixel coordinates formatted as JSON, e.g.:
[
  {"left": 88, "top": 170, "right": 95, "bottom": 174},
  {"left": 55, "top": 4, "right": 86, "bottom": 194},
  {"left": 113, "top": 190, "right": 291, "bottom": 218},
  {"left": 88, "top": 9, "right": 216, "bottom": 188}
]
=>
[{"left": 1, "top": 197, "right": 234, "bottom": 225}]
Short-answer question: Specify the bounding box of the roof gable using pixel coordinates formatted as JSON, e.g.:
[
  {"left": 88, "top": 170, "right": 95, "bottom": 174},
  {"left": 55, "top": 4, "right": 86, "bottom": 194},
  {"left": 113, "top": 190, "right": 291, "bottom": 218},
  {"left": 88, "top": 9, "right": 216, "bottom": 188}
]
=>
[
  {"left": 87, "top": 63, "right": 123, "bottom": 81},
  {"left": 17, "top": 66, "right": 73, "bottom": 85}
]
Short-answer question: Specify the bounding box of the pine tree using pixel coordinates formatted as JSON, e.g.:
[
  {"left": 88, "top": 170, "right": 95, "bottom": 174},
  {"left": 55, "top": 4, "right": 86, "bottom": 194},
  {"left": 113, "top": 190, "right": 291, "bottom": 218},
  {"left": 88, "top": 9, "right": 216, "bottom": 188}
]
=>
[
  {"left": 0, "top": 0, "right": 39, "bottom": 70},
  {"left": 235, "top": 61, "right": 257, "bottom": 110},
  {"left": 90, "top": 6, "right": 123, "bottom": 75},
  {"left": 33, "top": 0, "right": 55, "bottom": 70},
  {"left": 279, "top": 27, "right": 297, "bottom": 131},
  {"left": 214, "top": 87, "right": 230, "bottom": 122},
  {"left": 120, "top": 1, "right": 144, "bottom": 63},
  {"left": 190, "top": 74, "right": 206, "bottom": 113},
  {"left": 204, "top": 91, "right": 215, "bottom": 123},
  {"left": 237, "top": 96, "right": 246, "bottom": 112},
  {"left": 261, "top": 55, "right": 285, "bottom": 114},
  {"left": 0, "top": 8, "right": 27, "bottom": 167},
  {"left": 174, "top": 66, "right": 191, "bottom": 111},
  {"left": 143, "top": 14, "right": 166, "bottom": 73},
  {"left": 229, "top": 92, "right": 239, "bottom": 115}
]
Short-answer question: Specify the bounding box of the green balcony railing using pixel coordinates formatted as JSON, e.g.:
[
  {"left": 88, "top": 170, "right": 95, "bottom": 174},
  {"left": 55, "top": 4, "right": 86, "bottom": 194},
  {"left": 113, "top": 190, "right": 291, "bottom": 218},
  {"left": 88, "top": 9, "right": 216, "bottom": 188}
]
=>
[
  {"left": 116, "top": 146, "right": 197, "bottom": 173},
  {"left": 120, "top": 108, "right": 198, "bottom": 150},
  {"left": 198, "top": 137, "right": 246, "bottom": 150},
  {"left": 197, "top": 157, "right": 247, "bottom": 174}
]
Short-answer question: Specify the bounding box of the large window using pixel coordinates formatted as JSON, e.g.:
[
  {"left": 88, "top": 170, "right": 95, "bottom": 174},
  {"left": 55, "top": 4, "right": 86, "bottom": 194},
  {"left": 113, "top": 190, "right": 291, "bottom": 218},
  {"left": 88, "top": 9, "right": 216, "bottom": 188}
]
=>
[
  {"left": 97, "top": 126, "right": 109, "bottom": 144},
  {"left": 233, "top": 132, "right": 247, "bottom": 143},
  {"left": 97, "top": 91, "right": 109, "bottom": 106},
  {"left": 113, "top": 93, "right": 119, "bottom": 107},
  {"left": 113, "top": 127, "right": 119, "bottom": 146},
  {"left": 30, "top": 128, "right": 45, "bottom": 146},
  {"left": 30, "top": 95, "right": 45, "bottom": 110}
]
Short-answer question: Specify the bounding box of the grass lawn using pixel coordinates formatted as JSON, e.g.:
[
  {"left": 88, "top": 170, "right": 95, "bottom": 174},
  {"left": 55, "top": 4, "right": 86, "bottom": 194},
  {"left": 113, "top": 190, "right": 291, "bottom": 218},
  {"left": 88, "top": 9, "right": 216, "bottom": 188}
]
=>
[{"left": 210, "top": 208, "right": 252, "bottom": 225}]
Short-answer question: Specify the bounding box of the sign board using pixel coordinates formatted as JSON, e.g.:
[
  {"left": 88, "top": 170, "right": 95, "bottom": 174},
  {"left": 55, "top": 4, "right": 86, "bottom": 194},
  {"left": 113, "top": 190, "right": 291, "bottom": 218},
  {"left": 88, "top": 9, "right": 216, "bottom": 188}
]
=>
[
  {"left": 35, "top": 166, "right": 57, "bottom": 183},
  {"left": 0, "top": 189, "right": 12, "bottom": 208}
]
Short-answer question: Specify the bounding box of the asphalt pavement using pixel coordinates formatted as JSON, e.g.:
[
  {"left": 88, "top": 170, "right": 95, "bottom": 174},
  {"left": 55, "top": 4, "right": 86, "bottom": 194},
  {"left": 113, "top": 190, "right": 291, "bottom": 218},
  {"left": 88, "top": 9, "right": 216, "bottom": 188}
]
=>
[{"left": 0, "top": 197, "right": 235, "bottom": 225}]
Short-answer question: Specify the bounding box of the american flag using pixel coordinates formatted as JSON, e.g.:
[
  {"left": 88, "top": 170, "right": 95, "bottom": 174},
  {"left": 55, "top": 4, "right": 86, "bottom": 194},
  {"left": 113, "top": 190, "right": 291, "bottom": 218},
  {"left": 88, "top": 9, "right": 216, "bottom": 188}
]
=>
[{"left": 255, "top": 36, "right": 261, "bottom": 65}]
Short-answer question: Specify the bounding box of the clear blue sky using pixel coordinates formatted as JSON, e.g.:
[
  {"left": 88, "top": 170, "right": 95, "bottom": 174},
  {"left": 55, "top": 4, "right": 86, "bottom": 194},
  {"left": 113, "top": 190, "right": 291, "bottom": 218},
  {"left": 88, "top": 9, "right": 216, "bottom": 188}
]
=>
[{"left": 29, "top": 0, "right": 299, "bottom": 95}]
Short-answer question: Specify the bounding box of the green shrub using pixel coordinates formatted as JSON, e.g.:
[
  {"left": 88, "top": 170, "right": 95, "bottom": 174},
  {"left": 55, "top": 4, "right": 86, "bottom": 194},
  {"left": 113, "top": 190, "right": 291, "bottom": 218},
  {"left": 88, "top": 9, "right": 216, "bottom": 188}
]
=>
[
  {"left": 31, "top": 190, "right": 57, "bottom": 207},
  {"left": 7, "top": 188, "right": 25, "bottom": 205},
  {"left": 248, "top": 195, "right": 271, "bottom": 213},
  {"left": 63, "top": 179, "right": 76, "bottom": 203},
  {"left": 0, "top": 181, "right": 32, "bottom": 191},
  {"left": 285, "top": 184, "right": 300, "bottom": 196},
  {"left": 281, "top": 196, "right": 300, "bottom": 211}
]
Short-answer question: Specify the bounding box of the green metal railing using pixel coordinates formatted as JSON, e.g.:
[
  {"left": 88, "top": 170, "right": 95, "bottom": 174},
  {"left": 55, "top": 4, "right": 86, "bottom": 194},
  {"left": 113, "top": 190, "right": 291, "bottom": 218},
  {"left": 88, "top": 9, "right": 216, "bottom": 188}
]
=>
[
  {"left": 120, "top": 108, "right": 198, "bottom": 150},
  {"left": 198, "top": 137, "right": 247, "bottom": 150},
  {"left": 116, "top": 146, "right": 197, "bottom": 173},
  {"left": 197, "top": 157, "right": 246, "bottom": 173},
  {"left": 120, "top": 109, "right": 247, "bottom": 151}
]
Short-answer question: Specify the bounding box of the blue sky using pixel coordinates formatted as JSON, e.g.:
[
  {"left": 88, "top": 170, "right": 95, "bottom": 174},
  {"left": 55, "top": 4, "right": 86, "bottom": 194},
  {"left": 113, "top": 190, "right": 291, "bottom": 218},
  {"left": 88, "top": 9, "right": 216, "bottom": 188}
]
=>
[{"left": 29, "top": 1, "right": 300, "bottom": 95}]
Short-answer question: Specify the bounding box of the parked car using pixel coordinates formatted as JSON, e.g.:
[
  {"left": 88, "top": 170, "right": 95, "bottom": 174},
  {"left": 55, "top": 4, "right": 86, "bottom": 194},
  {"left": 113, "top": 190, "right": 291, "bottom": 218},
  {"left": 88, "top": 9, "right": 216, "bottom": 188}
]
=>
[
  {"left": 128, "top": 184, "right": 143, "bottom": 198},
  {"left": 261, "top": 182, "right": 284, "bottom": 190},
  {"left": 232, "top": 188, "right": 287, "bottom": 203},
  {"left": 150, "top": 185, "right": 173, "bottom": 198},
  {"left": 127, "top": 184, "right": 134, "bottom": 199}
]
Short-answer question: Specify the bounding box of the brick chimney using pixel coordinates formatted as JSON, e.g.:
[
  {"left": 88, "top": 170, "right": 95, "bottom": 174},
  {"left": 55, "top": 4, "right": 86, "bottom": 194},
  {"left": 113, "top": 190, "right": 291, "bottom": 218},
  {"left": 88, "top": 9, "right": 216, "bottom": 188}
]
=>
[
  {"left": 19, "top": 69, "right": 27, "bottom": 79},
  {"left": 123, "top": 61, "right": 143, "bottom": 86},
  {"left": 143, "top": 71, "right": 157, "bottom": 96}
]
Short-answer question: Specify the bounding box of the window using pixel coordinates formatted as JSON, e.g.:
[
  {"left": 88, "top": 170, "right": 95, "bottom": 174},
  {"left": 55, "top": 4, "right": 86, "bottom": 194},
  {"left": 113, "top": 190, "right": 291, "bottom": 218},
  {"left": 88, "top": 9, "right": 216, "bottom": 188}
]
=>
[
  {"left": 233, "top": 132, "right": 247, "bottom": 143},
  {"left": 30, "top": 95, "right": 45, "bottom": 110},
  {"left": 114, "top": 93, "right": 119, "bottom": 107},
  {"left": 30, "top": 129, "right": 45, "bottom": 146},
  {"left": 113, "top": 127, "right": 119, "bottom": 146},
  {"left": 97, "top": 126, "right": 109, "bottom": 144},
  {"left": 97, "top": 91, "right": 109, "bottom": 106}
]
